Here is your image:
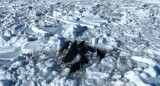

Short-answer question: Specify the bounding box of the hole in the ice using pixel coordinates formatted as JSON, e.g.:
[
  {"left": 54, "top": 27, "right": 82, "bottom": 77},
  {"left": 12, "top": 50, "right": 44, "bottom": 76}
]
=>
[
  {"left": 28, "top": 6, "right": 33, "bottom": 10},
  {"left": 56, "top": 2, "right": 61, "bottom": 5},
  {"left": 143, "top": 4, "right": 148, "bottom": 7},
  {"left": 100, "top": 16, "right": 104, "bottom": 18},
  {"left": 96, "top": 4, "right": 100, "bottom": 7},
  {"left": 36, "top": 12, "right": 44, "bottom": 16},
  {"left": 28, "top": 37, "right": 38, "bottom": 41},
  {"left": 79, "top": 9, "right": 83, "bottom": 13},
  {"left": 129, "top": 19, "right": 132, "bottom": 22},
  {"left": 76, "top": 18, "right": 80, "bottom": 21},
  {"left": 107, "top": 33, "right": 111, "bottom": 36}
]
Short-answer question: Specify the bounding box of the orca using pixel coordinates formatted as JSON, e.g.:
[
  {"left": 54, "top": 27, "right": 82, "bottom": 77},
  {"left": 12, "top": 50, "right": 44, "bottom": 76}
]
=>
[
  {"left": 59, "top": 41, "right": 72, "bottom": 53},
  {"left": 80, "top": 53, "right": 89, "bottom": 64},
  {"left": 69, "top": 40, "right": 78, "bottom": 55},
  {"left": 85, "top": 45, "right": 95, "bottom": 53},
  {"left": 62, "top": 41, "right": 78, "bottom": 63},
  {"left": 78, "top": 41, "right": 85, "bottom": 48},
  {"left": 96, "top": 49, "right": 105, "bottom": 59},
  {"left": 69, "top": 61, "right": 81, "bottom": 74},
  {"left": 79, "top": 46, "right": 88, "bottom": 54},
  {"left": 62, "top": 51, "right": 74, "bottom": 63}
]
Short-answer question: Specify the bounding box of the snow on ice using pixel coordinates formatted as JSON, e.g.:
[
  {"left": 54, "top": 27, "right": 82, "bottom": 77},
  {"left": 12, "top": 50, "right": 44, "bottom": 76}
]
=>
[{"left": 0, "top": 0, "right": 160, "bottom": 86}]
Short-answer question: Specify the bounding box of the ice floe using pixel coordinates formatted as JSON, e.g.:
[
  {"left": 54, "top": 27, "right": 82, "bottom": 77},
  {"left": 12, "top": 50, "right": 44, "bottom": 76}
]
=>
[{"left": 0, "top": 0, "right": 160, "bottom": 86}]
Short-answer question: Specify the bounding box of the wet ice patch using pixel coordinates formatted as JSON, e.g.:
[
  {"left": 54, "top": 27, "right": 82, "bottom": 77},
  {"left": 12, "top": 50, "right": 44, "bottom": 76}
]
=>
[
  {"left": 0, "top": 36, "right": 28, "bottom": 57},
  {"left": 0, "top": 46, "right": 22, "bottom": 60},
  {"left": 21, "top": 38, "right": 61, "bottom": 53},
  {"left": 0, "top": 46, "right": 20, "bottom": 54}
]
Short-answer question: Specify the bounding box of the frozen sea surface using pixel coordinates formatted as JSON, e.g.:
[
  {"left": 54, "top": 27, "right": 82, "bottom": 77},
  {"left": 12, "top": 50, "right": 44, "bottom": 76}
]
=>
[{"left": 0, "top": 0, "right": 160, "bottom": 86}]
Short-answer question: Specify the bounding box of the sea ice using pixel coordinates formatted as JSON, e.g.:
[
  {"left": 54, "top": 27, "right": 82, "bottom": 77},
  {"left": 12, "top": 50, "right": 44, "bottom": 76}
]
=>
[
  {"left": 144, "top": 66, "right": 157, "bottom": 77},
  {"left": 117, "top": 57, "right": 129, "bottom": 71},
  {"left": 85, "top": 79, "right": 95, "bottom": 85},
  {"left": 91, "top": 36, "right": 118, "bottom": 51},
  {"left": 100, "top": 56, "right": 117, "bottom": 69},
  {"left": 21, "top": 38, "right": 61, "bottom": 53},
  {"left": 43, "top": 60, "right": 55, "bottom": 73},
  {"left": 125, "top": 70, "right": 152, "bottom": 86},
  {"left": 0, "top": 80, "right": 10, "bottom": 86},
  {"left": 86, "top": 63, "right": 110, "bottom": 79},
  {"left": 1, "top": 0, "right": 160, "bottom": 86},
  {"left": 9, "top": 61, "right": 24, "bottom": 70},
  {"left": 50, "top": 75, "right": 77, "bottom": 86},
  {"left": 0, "top": 69, "right": 15, "bottom": 81},
  {"left": 0, "top": 46, "right": 20, "bottom": 54},
  {"left": 61, "top": 24, "right": 87, "bottom": 38},
  {"left": 0, "top": 35, "right": 9, "bottom": 47},
  {"left": 114, "top": 78, "right": 128, "bottom": 86},
  {"left": 112, "top": 71, "right": 122, "bottom": 79},
  {"left": 119, "top": 48, "right": 131, "bottom": 56},
  {"left": 131, "top": 56, "right": 160, "bottom": 67}
]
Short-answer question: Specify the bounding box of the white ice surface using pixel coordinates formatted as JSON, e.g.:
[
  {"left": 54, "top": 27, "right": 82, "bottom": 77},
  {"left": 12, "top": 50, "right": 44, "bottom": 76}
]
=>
[
  {"left": 0, "top": 46, "right": 20, "bottom": 54},
  {"left": 21, "top": 38, "right": 61, "bottom": 53},
  {"left": 131, "top": 56, "right": 160, "bottom": 67},
  {"left": 86, "top": 63, "right": 111, "bottom": 80},
  {"left": 144, "top": 66, "right": 157, "bottom": 77},
  {"left": 1, "top": 0, "right": 160, "bottom": 86},
  {"left": 125, "top": 71, "right": 152, "bottom": 86},
  {"left": 101, "top": 56, "right": 117, "bottom": 69},
  {"left": 50, "top": 75, "right": 77, "bottom": 86}
]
